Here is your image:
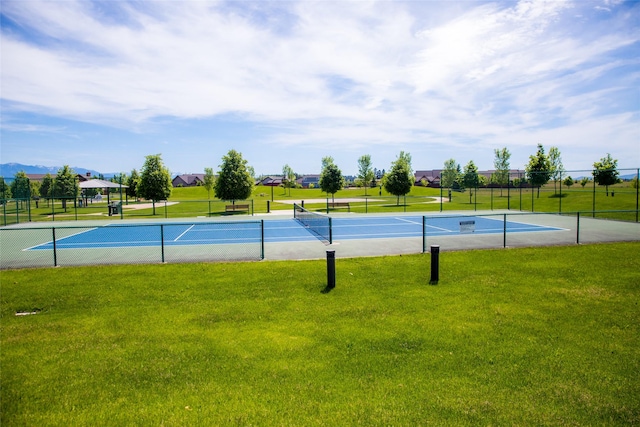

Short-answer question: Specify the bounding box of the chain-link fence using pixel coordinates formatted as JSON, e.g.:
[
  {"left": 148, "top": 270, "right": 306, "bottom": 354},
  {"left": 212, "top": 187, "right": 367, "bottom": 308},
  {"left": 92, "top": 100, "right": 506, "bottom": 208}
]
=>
[
  {"left": 1, "top": 168, "right": 638, "bottom": 226},
  {"left": 2, "top": 211, "right": 638, "bottom": 269},
  {"left": 0, "top": 220, "right": 264, "bottom": 269}
]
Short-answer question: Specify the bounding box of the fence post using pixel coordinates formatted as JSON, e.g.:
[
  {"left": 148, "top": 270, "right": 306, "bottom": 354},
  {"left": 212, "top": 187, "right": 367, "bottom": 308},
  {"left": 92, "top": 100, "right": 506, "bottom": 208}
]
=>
[
  {"left": 52, "top": 227, "right": 58, "bottom": 267},
  {"left": 576, "top": 212, "right": 580, "bottom": 245},
  {"left": 430, "top": 245, "right": 440, "bottom": 284},
  {"left": 326, "top": 250, "right": 336, "bottom": 289},
  {"left": 503, "top": 213, "right": 507, "bottom": 248},
  {"left": 160, "top": 224, "right": 165, "bottom": 263},
  {"left": 422, "top": 216, "right": 426, "bottom": 253},
  {"left": 592, "top": 174, "right": 596, "bottom": 218},
  {"left": 636, "top": 168, "right": 640, "bottom": 222},
  {"left": 260, "top": 220, "right": 265, "bottom": 260}
]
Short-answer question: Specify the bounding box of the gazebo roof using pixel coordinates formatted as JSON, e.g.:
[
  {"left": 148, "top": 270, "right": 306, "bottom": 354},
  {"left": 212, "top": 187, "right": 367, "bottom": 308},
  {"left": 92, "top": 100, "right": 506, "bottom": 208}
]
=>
[{"left": 79, "top": 179, "right": 128, "bottom": 189}]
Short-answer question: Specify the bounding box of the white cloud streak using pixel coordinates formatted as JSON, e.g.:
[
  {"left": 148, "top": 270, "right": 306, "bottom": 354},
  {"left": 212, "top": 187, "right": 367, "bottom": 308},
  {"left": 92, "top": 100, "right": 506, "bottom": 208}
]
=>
[{"left": 1, "top": 0, "right": 639, "bottom": 171}]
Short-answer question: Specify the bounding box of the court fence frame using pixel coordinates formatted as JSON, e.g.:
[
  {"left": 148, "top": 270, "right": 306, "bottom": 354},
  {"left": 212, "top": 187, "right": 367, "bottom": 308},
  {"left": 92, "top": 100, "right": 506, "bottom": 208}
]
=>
[
  {"left": 1, "top": 210, "right": 638, "bottom": 269},
  {"left": 0, "top": 220, "right": 265, "bottom": 269},
  {"left": 420, "top": 210, "right": 638, "bottom": 253},
  {"left": 1, "top": 167, "right": 638, "bottom": 226}
]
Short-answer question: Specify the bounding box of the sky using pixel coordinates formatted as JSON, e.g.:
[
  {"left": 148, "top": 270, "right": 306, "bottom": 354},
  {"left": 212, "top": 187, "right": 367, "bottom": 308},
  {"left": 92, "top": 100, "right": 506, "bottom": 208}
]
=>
[{"left": 1, "top": 0, "right": 639, "bottom": 177}]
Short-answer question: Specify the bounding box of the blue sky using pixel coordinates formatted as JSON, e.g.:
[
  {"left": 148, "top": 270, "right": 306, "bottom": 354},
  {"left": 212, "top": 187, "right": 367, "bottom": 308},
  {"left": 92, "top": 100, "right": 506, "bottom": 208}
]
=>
[{"left": 1, "top": 0, "right": 638, "bottom": 176}]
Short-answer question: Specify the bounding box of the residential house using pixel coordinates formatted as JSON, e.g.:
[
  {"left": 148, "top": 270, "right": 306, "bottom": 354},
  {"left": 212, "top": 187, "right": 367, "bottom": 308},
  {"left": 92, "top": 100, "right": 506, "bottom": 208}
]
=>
[{"left": 172, "top": 174, "right": 205, "bottom": 187}]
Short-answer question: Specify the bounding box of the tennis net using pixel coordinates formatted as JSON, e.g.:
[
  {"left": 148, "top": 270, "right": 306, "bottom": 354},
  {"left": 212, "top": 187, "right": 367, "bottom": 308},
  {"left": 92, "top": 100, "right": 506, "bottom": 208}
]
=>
[{"left": 293, "top": 204, "right": 332, "bottom": 244}]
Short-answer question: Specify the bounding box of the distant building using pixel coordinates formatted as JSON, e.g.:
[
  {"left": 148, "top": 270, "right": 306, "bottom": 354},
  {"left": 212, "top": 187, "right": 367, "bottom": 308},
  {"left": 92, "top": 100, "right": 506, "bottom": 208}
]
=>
[
  {"left": 172, "top": 174, "right": 205, "bottom": 187},
  {"left": 414, "top": 169, "right": 527, "bottom": 187},
  {"left": 414, "top": 170, "right": 442, "bottom": 187},
  {"left": 257, "top": 176, "right": 284, "bottom": 186},
  {"left": 298, "top": 175, "right": 320, "bottom": 188}
]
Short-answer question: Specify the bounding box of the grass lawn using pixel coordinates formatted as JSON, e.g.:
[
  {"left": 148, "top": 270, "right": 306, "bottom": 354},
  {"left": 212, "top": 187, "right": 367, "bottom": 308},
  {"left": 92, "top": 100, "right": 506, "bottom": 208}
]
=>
[
  {"left": 4, "top": 181, "right": 638, "bottom": 225},
  {"left": 2, "top": 242, "right": 639, "bottom": 425}
]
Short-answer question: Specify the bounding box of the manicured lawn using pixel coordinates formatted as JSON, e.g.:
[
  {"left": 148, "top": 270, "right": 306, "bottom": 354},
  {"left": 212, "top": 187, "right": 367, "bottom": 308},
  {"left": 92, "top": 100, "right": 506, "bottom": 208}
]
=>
[
  {"left": 4, "top": 181, "right": 638, "bottom": 224},
  {"left": 2, "top": 242, "right": 639, "bottom": 425}
]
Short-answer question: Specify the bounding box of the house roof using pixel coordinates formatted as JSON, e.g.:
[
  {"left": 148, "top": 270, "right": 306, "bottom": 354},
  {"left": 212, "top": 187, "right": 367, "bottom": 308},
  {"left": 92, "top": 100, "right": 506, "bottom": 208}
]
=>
[{"left": 173, "top": 174, "right": 205, "bottom": 185}]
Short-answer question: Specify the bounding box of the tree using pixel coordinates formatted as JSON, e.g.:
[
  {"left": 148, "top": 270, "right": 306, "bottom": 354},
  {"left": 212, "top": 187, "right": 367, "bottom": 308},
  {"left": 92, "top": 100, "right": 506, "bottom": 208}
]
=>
[
  {"left": 138, "top": 154, "right": 172, "bottom": 215},
  {"left": 214, "top": 149, "right": 254, "bottom": 204},
  {"left": 0, "top": 177, "right": 12, "bottom": 200},
  {"left": 40, "top": 173, "right": 53, "bottom": 205},
  {"left": 462, "top": 160, "right": 479, "bottom": 204},
  {"left": 442, "top": 158, "right": 461, "bottom": 189},
  {"left": 548, "top": 146, "right": 564, "bottom": 195},
  {"left": 525, "top": 144, "right": 551, "bottom": 198},
  {"left": 282, "top": 164, "right": 296, "bottom": 196},
  {"left": 319, "top": 156, "right": 345, "bottom": 201},
  {"left": 383, "top": 151, "right": 413, "bottom": 205},
  {"left": 53, "top": 165, "right": 79, "bottom": 211},
  {"left": 592, "top": 153, "right": 619, "bottom": 196},
  {"left": 580, "top": 177, "right": 590, "bottom": 188},
  {"left": 357, "top": 154, "right": 374, "bottom": 196},
  {"left": 203, "top": 167, "right": 215, "bottom": 199},
  {"left": 563, "top": 176, "right": 574, "bottom": 190},
  {"left": 127, "top": 169, "right": 140, "bottom": 200},
  {"left": 10, "top": 171, "right": 31, "bottom": 205},
  {"left": 493, "top": 147, "right": 511, "bottom": 196}
]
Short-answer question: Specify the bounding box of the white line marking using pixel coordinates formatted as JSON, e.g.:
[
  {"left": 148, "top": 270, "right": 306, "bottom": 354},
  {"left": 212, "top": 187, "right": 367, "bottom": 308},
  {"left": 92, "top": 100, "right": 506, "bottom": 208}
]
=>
[
  {"left": 394, "top": 217, "right": 422, "bottom": 225},
  {"left": 174, "top": 224, "right": 195, "bottom": 241}
]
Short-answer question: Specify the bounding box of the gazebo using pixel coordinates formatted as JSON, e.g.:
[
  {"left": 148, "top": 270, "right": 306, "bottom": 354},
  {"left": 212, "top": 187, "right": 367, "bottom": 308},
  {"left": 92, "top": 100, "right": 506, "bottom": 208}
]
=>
[{"left": 78, "top": 179, "right": 128, "bottom": 205}]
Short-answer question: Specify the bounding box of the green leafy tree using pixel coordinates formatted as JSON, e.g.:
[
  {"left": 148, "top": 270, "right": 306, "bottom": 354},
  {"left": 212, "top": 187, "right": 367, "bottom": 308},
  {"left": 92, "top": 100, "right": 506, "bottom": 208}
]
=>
[
  {"left": 493, "top": 147, "right": 511, "bottom": 196},
  {"left": 138, "top": 154, "right": 172, "bottom": 214},
  {"left": 214, "top": 150, "right": 254, "bottom": 204},
  {"left": 30, "top": 180, "right": 41, "bottom": 202},
  {"left": 0, "top": 177, "right": 12, "bottom": 200},
  {"left": 631, "top": 176, "right": 639, "bottom": 190},
  {"left": 383, "top": 151, "right": 413, "bottom": 206},
  {"left": 319, "top": 156, "right": 345, "bottom": 201},
  {"left": 203, "top": 167, "right": 215, "bottom": 199},
  {"left": 53, "top": 165, "right": 79, "bottom": 211},
  {"left": 357, "top": 154, "right": 374, "bottom": 196},
  {"left": 462, "top": 160, "right": 479, "bottom": 204},
  {"left": 127, "top": 169, "right": 140, "bottom": 199},
  {"left": 40, "top": 173, "right": 53, "bottom": 205},
  {"left": 580, "top": 177, "right": 590, "bottom": 188},
  {"left": 592, "top": 153, "right": 619, "bottom": 196},
  {"left": 282, "top": 164, "right": 296, "bottom": 196},
  {"left": 526, "top": 144, "right": 551, "bottom": 198},
  {"left": 548, "top": 147, "right": 564, "bottom": 195},
  {"left": 563, "top": 176, "right": 574, "bottom": 190},
  {"left": 442, "top": 158, "right": 461, "bottom": 189},
  {"left": 10, "top": 171, "right": 31, "bottom": 205}
]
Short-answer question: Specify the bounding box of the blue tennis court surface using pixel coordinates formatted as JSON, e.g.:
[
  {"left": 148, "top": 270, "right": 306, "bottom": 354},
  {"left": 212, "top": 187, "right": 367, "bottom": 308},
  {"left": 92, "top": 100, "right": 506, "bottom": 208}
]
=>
[{"left": 27, "top": 215, "right": 563, "bottom": 251}]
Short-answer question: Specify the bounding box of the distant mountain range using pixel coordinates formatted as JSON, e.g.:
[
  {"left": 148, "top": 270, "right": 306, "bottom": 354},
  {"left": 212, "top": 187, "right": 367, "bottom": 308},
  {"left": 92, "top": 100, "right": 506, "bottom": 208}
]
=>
[{"left": 0, "top": 163, "right": 103, "bottom": 178}]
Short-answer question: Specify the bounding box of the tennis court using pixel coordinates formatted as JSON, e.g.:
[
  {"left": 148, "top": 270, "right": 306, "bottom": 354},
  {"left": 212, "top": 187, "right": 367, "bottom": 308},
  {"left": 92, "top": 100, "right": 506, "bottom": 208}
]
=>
[
  {"left": 2, "top": 210, "right": 638, "bottom": 268},
  {"left": 24, "top": 214, "right": 561, "bottom": 251}
]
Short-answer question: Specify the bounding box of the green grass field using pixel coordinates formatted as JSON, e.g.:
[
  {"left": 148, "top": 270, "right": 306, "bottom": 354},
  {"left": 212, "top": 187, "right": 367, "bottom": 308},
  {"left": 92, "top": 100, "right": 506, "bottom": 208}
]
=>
[
  {"left": 3, "top": 180, "right": 639, "bottom": 225},
  {"left": 2, "top": 242, "right": 639, "bottom": 425}
]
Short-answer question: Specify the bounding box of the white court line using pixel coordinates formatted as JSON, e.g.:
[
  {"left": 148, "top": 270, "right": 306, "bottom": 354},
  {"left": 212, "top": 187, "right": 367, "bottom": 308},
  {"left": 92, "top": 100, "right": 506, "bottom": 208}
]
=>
[
  {"left": 394, "top": 217, "right": 422, "bottom": 225},
  {"left": 24, "top": 227, "right": 98, "bottom": 251},
  {"left": 394, "top": 216, "right": 452, "bottom": 232},
  {"left": 174, "top": 224, "right": 195, "bottom": 241}
]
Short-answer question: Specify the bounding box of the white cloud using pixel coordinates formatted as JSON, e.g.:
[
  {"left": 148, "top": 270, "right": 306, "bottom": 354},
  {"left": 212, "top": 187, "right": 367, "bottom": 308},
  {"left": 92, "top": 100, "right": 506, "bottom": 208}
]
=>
[{"left": 1, "top": 0, "right": 638, "bottom": 172}]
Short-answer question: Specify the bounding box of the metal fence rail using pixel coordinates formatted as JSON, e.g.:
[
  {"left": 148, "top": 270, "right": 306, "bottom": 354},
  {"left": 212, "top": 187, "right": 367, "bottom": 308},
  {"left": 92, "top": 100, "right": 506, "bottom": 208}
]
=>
[{"left": 0, "top": 220, "right": 264, "bottom": 269}]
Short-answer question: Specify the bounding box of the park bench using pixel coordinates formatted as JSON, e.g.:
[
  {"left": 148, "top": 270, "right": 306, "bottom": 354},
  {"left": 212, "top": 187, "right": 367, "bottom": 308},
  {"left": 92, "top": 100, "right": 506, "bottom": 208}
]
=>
[
  {"left": 225, "top": 204, "right": 250, "bottom": 214},
  {"left": 328, "top": 202, "right": 350, "bottom": 212}
]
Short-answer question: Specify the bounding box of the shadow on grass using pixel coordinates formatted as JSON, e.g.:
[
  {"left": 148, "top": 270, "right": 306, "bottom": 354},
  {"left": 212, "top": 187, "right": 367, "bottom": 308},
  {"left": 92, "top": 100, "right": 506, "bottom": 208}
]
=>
[{"left": 321, "top": 285, "right": 335, "bottom": 294}]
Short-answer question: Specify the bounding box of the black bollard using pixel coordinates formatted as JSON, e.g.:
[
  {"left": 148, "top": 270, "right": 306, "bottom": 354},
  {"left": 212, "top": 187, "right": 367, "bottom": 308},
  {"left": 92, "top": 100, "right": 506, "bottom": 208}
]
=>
[
  {"left": 430, "top": 245, "right": 440, "bottom": 284},
  {"left": 326, "top": 250, "right": 336, "bottom": 289},
  {"left": 267, "top": 200, "right": 270, "bottom": 213}
]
